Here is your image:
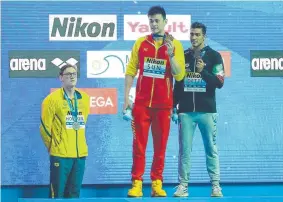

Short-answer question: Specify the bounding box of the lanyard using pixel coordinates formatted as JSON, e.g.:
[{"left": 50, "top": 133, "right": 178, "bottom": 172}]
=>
[
  {"left": 63, "top": 89, "right": 78, "bottom": 122},
  {"left": 153, "top": 34, "right": 166, "bottom": 38},
  {"left": 152, "top": 34, "right": 166, "bottom": 44}
]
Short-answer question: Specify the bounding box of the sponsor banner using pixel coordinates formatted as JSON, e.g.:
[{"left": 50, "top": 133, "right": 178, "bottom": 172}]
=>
[
  {"left": 49, "top": 15, "right": 117, "bottom": 41},
  {"left": 9, "top": 50, "right": 80, "bottom": 78},
  {"left": 219, "top": 51, "right": 231, "bottom": 77},
  {"left": 124, "top": 15, "right": 191, "bottom": 40},
  {"left": 51, "top": 88, "right": 118, "bottom": 114},
  {"left": 87, "top": 51, "right": 131, "bottom": 78},
  {"left": 250, "top": 50, "right": 283, "bottom": 77}
]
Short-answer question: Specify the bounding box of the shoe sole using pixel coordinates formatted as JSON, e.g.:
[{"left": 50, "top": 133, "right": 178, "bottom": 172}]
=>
[
  {"left": 174, "top": 194, "right": 189, "bottom": 197},
  {"left": 151, "top": 195, "right": 167, "bottom": 197},
  {"left": 127, "top": 193, "right": 143, "bottom": 197},
  {"left": 151, "top": 193, "right": 167, "bottom": 197},
  {"left": 211, "top": 194, "right": 223, "bottom": 197},
  {"left": 127, "top": 195, "right": 143, "bottom": 197}
]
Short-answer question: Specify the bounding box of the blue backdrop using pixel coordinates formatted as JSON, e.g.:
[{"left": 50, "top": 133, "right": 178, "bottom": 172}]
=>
[{"left": 1, "top": 1, "right": 283, "bottom": 185}]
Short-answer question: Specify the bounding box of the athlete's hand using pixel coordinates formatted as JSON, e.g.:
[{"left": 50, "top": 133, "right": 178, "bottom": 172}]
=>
[
  {"left": 122, "top": 98, "right": 133, "bottom": 121},
  {"left": 165, "top": 34, "right": 174, "bottom": 57},
  {"left": 196, "top": 58, "right": 206, "bottom": 73},
  {"left": 165, "top": 34, "right": 174, "bottom": 42}
]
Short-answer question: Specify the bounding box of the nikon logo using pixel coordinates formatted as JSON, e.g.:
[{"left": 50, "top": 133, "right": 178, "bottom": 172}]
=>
[
  {"left": 250, "top": 50, "right": 283, "bottom": 77},
  {"left": 146, "top": 57, "right": 165, "bottom": 65},
  {"left": 187, "top": 72, "right": 202, "bottom": 78},
  {"left": 67, "top": 111, "right": 82, "bottom": 116},
  {"left": 49, "top": 15, "right": 117, "bottom": 41}
]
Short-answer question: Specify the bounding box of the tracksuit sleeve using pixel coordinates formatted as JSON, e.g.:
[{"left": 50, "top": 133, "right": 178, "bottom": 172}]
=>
[
  {"left": 40, "top": 96, "right": 55, "bottom": 150},
  {"left": 125, "top": 37, "right": 144, "bottom": 77},
  {"left": 172, "top": 40, "right": 186, "bottom": 81},
  {"left": 200, "top": 52, "right": 225, "bottom": 89}
]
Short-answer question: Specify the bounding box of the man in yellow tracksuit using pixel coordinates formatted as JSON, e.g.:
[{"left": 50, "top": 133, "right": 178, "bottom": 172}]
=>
[{"left": 40, "top": 64, "right": 90, "bottom": 198}]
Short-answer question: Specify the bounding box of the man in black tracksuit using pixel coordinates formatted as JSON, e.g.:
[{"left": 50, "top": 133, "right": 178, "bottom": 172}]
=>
[{"left": 173, "top": 22, "right": 225, "bottom": 198}]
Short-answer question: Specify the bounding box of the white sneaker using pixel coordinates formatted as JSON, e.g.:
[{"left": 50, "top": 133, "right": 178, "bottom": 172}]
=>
[
  {"left": 211, "top": 184, "right": 223, "bottom": 197},
  {"left": 173, "top": 184, "right": 189, "bottom": 197}
]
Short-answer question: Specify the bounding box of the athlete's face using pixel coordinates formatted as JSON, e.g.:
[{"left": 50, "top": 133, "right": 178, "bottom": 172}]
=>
[
  {"left": 148, "top": 14, "right": 167, "bottom": 35},
  {"left": 60, "top": 67, "right": 77, "bottom": 88},
  {"left": 190, "top": 28, "right": 205, "bottom": 48}
]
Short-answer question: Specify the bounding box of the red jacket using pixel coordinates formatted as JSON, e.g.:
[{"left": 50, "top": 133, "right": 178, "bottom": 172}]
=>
[{"left": 126, "top": 34, "right": 185, "bottom": 109}]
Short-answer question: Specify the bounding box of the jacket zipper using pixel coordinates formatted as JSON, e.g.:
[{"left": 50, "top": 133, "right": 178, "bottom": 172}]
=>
[
  {"left": 76, "top": 130, "right": 79, "bottom": 158},
  {"left": 147, "top": 39, "right": 167, "bottom": 107},
  {"left": 149, "top": 78, "right": 155, "bottom": 107},
  {"left": 138, "top": 75, "right": 143, "bottom": 94},
  {"left": 166, "top": 78, "right": 170, "bottom": 98},
  {"left": 72, "top": 99, "right": 79, "bottom": 158},
  {"left": 193, "top": 58, "right": 197, "bottom": 112},
  {"left": 148, "top": 41, "right": 168, "bottom": 107}
]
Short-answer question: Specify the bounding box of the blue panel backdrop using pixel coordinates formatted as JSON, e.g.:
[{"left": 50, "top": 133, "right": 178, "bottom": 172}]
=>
[{"left": 1, "top": 1, "right": 283, "bottom": 185}]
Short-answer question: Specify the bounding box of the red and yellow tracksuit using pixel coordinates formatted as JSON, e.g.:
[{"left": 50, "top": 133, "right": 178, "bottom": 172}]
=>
[{"left": 126, "top": 33, "right": 185, "bottom": 196}]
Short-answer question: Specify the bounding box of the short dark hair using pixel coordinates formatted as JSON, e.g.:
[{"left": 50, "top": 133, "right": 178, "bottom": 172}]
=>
[
  {"left": 59, "top": 64, "right": 77, "bottom": 76},
  {"left": 147, "top": 6, "right": 166, "bottom": 19},
  {"left": 191, "top": 22, "right": 207, "bottom": 35}
]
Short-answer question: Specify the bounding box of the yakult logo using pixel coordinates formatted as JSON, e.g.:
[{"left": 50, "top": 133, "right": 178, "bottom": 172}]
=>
[{"left": 124, "top": 15, "right": 191, "bottom": 40}]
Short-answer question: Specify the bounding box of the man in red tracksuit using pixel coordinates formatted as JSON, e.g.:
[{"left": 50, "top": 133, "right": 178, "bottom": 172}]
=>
[{"left": 123, "top": 6, "right": 185, "bottom": 197}]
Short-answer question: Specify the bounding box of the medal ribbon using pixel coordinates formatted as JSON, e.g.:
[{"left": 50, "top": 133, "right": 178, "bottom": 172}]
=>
[
  {"left": 152, "top": 33, "right": 166, "bottom": 44},
  {"left": 63, "top": 89, "right": 78, "bottom": 123}
]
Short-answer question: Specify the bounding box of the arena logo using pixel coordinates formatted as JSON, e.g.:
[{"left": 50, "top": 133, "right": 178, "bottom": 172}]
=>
[
  {"left": 250, "top": 50, "right": 283, "bottom": 77},
  {"left": 10, "top": 58, "right": 46, "bottom": 71},
  {"left": 124, "top": 15, "right": 191, "bottom": 40},
  {"left": 9, "top": 50, "right": 80, "bottom": 78},
  {"left": 49, "top": 15, "right": 117, "bottom": 41}
]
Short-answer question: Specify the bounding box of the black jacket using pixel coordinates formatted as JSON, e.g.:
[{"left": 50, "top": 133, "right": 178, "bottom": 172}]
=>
[{"left": 173, "top": 46, "right": 225, "bottom": 113}]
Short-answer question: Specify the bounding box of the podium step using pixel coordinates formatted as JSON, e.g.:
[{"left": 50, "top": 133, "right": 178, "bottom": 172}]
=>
[{"left": 18, "top": 196, "right": 283, "bottom": 202}]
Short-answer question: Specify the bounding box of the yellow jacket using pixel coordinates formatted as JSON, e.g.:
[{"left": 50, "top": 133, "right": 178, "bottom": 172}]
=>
[{"left": 40, "top": 88, "right": 90, "bottom": 158}]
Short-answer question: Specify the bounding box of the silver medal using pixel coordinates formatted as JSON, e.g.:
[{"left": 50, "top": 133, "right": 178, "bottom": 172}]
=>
[{"left": 72, "top": 122, "right": 80, "bottom": 130}]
